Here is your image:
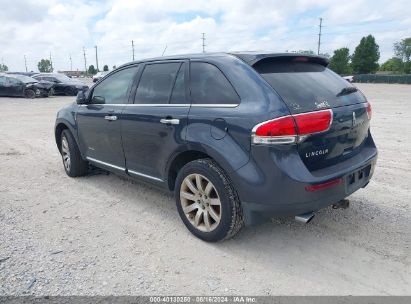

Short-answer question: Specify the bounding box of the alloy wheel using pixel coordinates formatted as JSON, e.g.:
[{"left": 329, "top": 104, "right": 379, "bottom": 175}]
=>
[
  {"left": 61, "top": 136, "right": 71, "bottom": 171},
  {"left": 180, "top": 173, "right": 222, "bottom": 232}
]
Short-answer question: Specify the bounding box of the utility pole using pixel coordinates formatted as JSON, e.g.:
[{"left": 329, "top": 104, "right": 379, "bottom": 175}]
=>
[
  {"left": 83, "top": 47, "right": 87, "bottom": 75},
  {"left": 201, "top": 33, "right": 206, "bottom": 53},
  {"left": 131, "top": 40, "right": 135, "bottom": 61},
  {"left": 317, "top": 17, "right": 323, "bottom": 55},
  {"left": 49, "top": 52, "right": 53, "bottom": 72},
  {"left": 24, "top": 55, "right": 28, "bottom": 72},
  {"left": 94, "top": 45, "right": 99, "bottom": 71},
  {"left": 69, "top": 54, "right": 72, "bottom": 71}
]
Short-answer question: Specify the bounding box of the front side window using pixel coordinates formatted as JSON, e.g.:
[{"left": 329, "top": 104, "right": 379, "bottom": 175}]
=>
[
  {"left": 190, "top": 62, "right": 239, "bottom": 105},
  {"left": 7, "top": 77, "right": 21, "bottom": 85},
  {"left": 134, "top": 62, "right": 181, "bottom": 104},
  {"left": 0, "top": 76, "right": 7, "bottom": 85},
  {"left": 91, "top": 66, "right": 138, "bottom": 104}
]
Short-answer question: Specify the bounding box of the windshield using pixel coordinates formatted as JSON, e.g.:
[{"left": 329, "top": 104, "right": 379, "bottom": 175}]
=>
[
  {"left": 10, "top": 75, "right": 38, "bottom": 83},
  {"left": 254, "top": 60, "right": 365, "bottom": 114}
]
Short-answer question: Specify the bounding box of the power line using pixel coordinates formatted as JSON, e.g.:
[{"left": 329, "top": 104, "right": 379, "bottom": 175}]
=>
[
  {"left": 131, "top": 40, "right": 135, "bottom": 61},
  {"left": 317, "top": 17, "right": 323, "bottom": 55},
  {"left": 95, "top": 45, "right": 99, "bottom": 71},
  {"left": 69, "top": 54, "right": 72, "bottom": 71},
  {"left": 202, "top": 33, "right": 206, "bottom": 53}
]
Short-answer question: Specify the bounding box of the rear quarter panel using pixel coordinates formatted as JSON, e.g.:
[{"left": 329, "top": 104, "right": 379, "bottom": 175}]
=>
[{"left": 186, "top": 55, "right": 291, "bottom": 173}]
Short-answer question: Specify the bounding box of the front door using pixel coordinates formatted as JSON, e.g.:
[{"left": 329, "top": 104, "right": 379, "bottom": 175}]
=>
[
  {"left": 76, "top": 65, "right": 139, "bottom": 172},
  {"left": 121, "top": 61, "right": 189, "bottom": 182},
  {"left": 5, "top": 77, "right": 24, "bottom": 96}
]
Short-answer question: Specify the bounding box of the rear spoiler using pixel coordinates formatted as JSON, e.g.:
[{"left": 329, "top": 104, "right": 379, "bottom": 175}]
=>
[{"left": 230, "top": 52, "right": 329, "bottom": 67}]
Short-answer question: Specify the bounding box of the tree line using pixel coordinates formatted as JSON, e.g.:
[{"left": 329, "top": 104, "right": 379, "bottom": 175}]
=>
[
  {"left": 328, "top": 35, "right": 411, "bottom": 75},
  {"left": 35, "top": 59, "right": 110, "bottom": 74}
]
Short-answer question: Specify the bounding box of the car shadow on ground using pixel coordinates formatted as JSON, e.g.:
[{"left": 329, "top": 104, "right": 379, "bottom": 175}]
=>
[{"left": 75, "top": 168, "right": 408, "bottom": 266}]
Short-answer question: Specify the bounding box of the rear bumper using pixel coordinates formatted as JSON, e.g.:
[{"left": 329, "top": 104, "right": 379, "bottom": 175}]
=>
[{"left": 229, "top": 136, "right": 378, "bottom": 225}]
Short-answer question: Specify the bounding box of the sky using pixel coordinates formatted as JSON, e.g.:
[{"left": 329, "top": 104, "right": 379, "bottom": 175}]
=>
[{"left": 1, "top": 0, "right": 410, "bottom": 72}]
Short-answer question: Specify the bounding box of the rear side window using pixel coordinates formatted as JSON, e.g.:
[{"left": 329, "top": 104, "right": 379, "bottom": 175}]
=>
[
  {"left": 190, "top": 62, "right": 239, "bottom": 105},
  {"left": 134, "top": 62, "right": 181, "bottom": 104},
  {"left": 254, "top": 59, "right": 363, "bottom": 114}
]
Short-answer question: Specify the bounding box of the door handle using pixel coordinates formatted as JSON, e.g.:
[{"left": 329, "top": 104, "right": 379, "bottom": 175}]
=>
[
  {"left": 104, "top": 115, "right": 118, "bottom": 121},
  {"left": 160, "top": 118, "right": 180, "bottom": 125}
]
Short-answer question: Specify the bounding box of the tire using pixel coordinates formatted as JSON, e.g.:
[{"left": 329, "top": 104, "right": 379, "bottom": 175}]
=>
[
  {"left": 175, "top": 159, "right": 244, "bottom": 242},
  {"left": 60, "top": 129, "right": 88, "bottom": 177},
  {"left": 24, "top": 89, "right": 36, "bottom": 99}
]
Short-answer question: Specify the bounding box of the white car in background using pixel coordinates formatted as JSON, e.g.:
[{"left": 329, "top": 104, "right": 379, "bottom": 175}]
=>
[
  {"left": 92, "top": 71, "right": 109, "bottom": 83},
  {"left": 343, "top": 75, "right": 354, "bottom": 83}
]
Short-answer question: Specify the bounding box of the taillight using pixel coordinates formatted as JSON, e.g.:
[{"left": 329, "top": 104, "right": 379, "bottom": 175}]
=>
[
  {"left": 366, "top": 102, "right": 372, "bottom": 120},
  {"left": 252, "top": 116, "right": 297, "bottom": 144},
  {"left": 252, "top": 109, "right": 332, "bottom": 145},
  {"left": 293, "top": 110, "right": 332, "bottom": 135}
]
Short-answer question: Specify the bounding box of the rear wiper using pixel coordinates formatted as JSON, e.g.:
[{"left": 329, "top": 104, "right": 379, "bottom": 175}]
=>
[{"left": 336, "top": 86, "right": 358, "bottom": 97}]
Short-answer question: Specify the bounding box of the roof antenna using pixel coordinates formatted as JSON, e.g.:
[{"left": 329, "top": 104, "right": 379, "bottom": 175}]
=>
[{"left": 162, "top": 45, "right": 167, "bottom": 56}]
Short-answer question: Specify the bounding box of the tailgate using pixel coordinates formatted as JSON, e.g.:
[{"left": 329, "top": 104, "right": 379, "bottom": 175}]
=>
[{"left": 253, "top": 56, "right": 371, "bottom": 171}]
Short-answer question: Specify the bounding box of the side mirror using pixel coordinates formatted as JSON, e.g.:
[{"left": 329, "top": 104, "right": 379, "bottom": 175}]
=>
[
  {"left": 76, "top": 91, "right": 86, "bottom": 104},
  {"left": 91, "top": 95, "right": 105, "bottom": 104}
]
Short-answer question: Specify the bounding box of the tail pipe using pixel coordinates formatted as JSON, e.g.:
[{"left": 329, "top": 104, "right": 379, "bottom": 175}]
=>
[{"left": 295, "top": 212, "right": 315, "bottom": 224}]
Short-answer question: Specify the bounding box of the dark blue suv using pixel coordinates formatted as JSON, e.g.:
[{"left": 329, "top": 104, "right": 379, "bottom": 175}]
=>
[{"left": 55, "top": 52, "right": 377, "bottom": 242}]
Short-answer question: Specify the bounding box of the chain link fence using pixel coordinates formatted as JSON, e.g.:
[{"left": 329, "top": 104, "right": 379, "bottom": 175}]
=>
[{"left": 354, "top": 74, "right": 411, "bottom": 84}]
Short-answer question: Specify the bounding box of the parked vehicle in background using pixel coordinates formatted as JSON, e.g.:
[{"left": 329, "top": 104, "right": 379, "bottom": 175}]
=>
[
  {"left": 33, "top": 73, "right": 89, "bottom": 96},
  {"left": 7, "top": 72, "right": 38, "bottom": 77},
  {"left": 7, "top": 74, "right": 54, "bottom": 97},
  {"left": 93, "top": 71, "right": 109, "bottom": 83},
  {"left": 0, "top": 73, "right": 51, "bottom": 98},
  {"left": 343, "top": 75, "right": 354, "bottom": 82},
  {"left": 55, "top": 52, "right": 377, "bottom": 242}
]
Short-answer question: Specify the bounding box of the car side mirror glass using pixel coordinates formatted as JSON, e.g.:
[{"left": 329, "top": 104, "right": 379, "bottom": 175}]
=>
[
  {"left": 91, "top": 95, "right": 105, "bottom": 104},
  {"left": 76, "top": 91, "right": 87, "bottom": 104}
]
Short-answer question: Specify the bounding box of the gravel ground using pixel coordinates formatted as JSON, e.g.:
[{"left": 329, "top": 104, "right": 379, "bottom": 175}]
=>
[{"left": 0, "top": 83, "right": 410, "bottom": 296}]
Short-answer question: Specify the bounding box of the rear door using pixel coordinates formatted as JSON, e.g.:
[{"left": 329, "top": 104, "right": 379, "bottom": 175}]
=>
[
  {"left": 121, "top": 61, "right": 189, "bottom": 182},
  {"left": 76, "top": 65, "right": 139, "bottom": 172},
  {"left": 254, "top": 58, "right": 370, "bottom": 171},
  {"left": 44, "top": 76, "right": 64, "bottom": 94}
]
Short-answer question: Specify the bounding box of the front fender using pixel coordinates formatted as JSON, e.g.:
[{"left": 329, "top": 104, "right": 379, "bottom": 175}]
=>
[{"left": 54, "top": 103, "right": 80, "bottom": 152}]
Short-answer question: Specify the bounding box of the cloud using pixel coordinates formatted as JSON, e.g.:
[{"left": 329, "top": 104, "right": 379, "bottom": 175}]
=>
[{"left": 1, "top": 0, "right": 409, "bottom": 71}]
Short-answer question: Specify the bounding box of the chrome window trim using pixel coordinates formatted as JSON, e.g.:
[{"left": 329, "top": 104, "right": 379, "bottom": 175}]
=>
[
  {"left": 86, "top": 157, "right": 125, "bottom": 171},
  {"left": 128, "top": 169, "right": 163, "bottom": 182},
  {"left": 79, "top": 103, "right": 239, "bottom": 108},
  {"left": 191, "top": 104, "right": 239, "bottom": 108},
  {"left": 86, "top": 157, "right": 163, "bottom": 182}
]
